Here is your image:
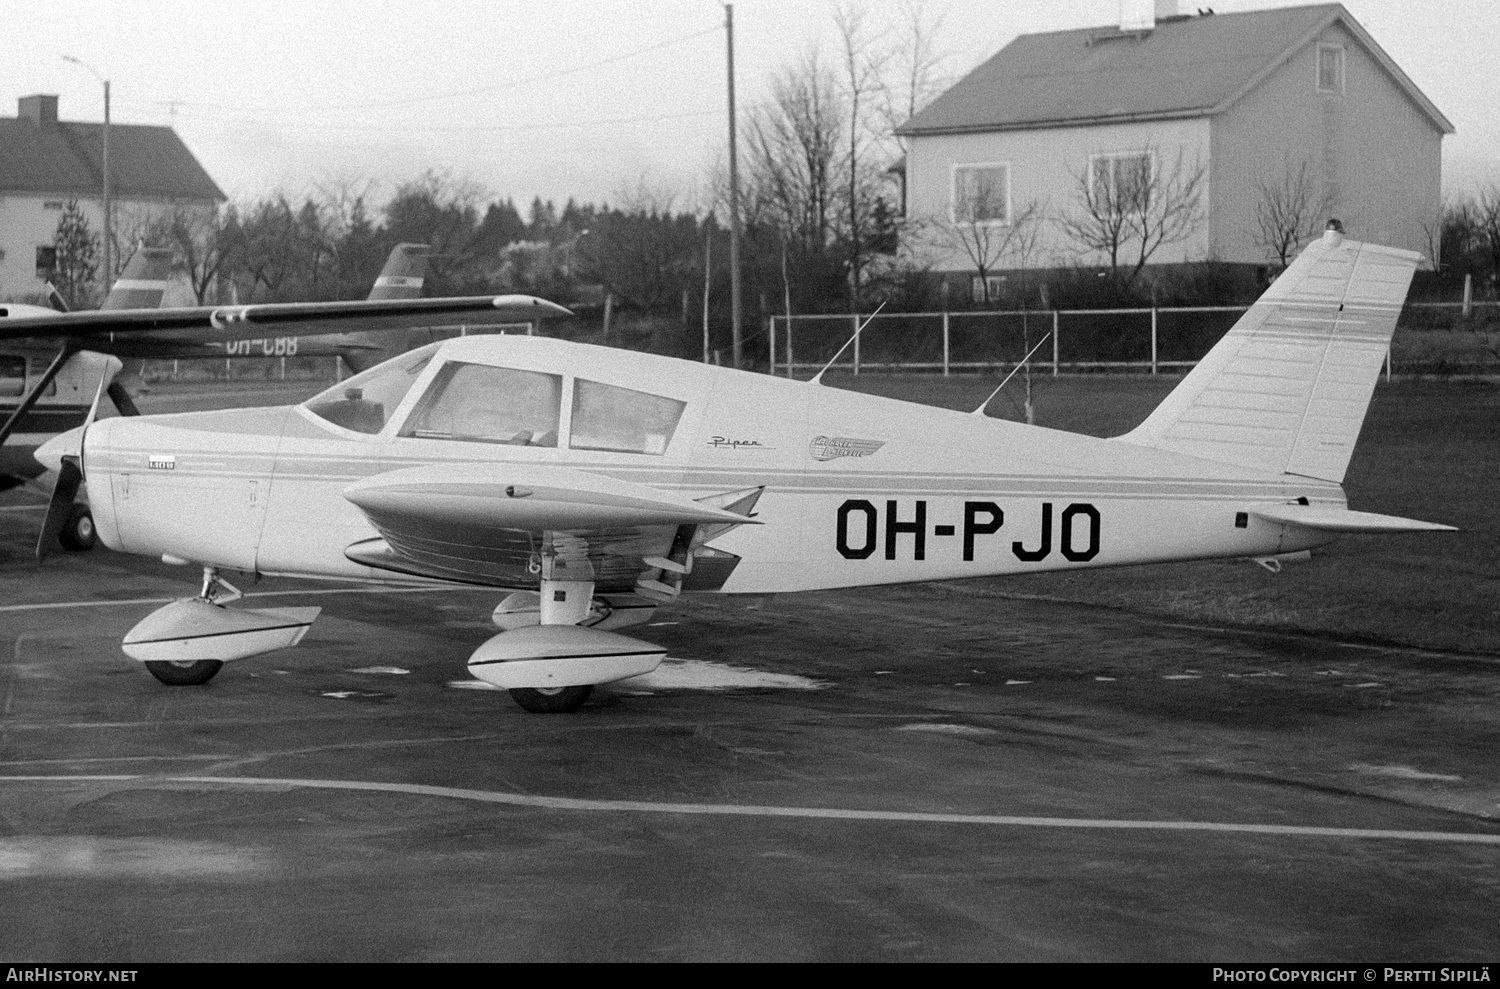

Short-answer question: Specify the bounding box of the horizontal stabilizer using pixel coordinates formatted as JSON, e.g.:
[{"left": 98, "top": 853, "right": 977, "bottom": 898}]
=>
[{"left": 1250, "top": 505, "right": 1456, "bottom": 533}]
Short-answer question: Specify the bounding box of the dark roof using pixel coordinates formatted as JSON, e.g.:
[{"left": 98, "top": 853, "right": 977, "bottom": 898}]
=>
[
  {"left": 898, "top": 3, "right": 1452, "bottom": 137},
  {"left": 0, "top": 113, "right": 225, "bottom": 202}
]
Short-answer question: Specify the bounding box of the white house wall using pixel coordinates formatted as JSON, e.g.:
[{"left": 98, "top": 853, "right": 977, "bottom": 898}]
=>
[
  {"left": 0, "top": 194, "right": 214, "bottom": 303},
  {"left": 0, "top": 194, "right": 101, "bottom": 300},
  {"left": 1210, "top": 21, "right": 1443, "bottom": 264},
  {"left": 904, "top": 117, "right": 1212, "bottom": 276}
]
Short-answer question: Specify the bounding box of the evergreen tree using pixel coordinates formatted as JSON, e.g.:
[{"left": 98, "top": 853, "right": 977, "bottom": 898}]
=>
[{"left": 52, "top": 200, "right": 100, "bottom": 309}]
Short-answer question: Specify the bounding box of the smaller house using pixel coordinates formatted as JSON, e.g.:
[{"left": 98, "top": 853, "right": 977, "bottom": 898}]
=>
[
  {"left": 0, "top": 94, "right": 225, "bottom": 302},
  {"left": 896, "top": 1, "right": 1453, "bottom": 298}
]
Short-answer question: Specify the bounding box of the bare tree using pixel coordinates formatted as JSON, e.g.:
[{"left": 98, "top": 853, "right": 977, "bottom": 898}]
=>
[
  {"left": 1009, "top": 203, "right": 1049, "bottom": 425},
  {"left": 743, "top": 48, "right": 845, "bottom": 254},
  {"left": 1474, "top": 182, "right": 1500, "bottom": 297},
  {"left": 1254, "top": 159, "right": 1337, "bottom": 267},
  {"left": 1058, "top": 143, "right": 1205, "bottom": 288},
  {"left": 833, "top": 2, "right": 889, "bottom": 309},
  {"left": 879, "top": 0, "right": 951, "bottom": 143},
  {"left": 168, "top": 206, "right": 237, "bottom": 304}
]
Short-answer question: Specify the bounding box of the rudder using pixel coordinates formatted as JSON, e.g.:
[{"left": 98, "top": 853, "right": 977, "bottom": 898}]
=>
[{"left": 1118, "top": 226, "right": 1420, "bottom": 483}]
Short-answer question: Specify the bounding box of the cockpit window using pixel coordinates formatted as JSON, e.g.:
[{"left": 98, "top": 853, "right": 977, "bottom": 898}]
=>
[
  {"left": 570, "top": 379, "right": 685, "bottom": 455},
  {"left": 305, "top": 347, "right": 435, "bottom": 434},
  {"left": 0, "top": 357, "right": 24, "bottom": 398},
  {"left": 400, "top": 362, "right": 561, "bottom": 447}
]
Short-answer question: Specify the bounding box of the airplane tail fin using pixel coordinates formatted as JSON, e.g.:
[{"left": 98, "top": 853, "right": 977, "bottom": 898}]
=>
[
  {"left": 1117, "top": 225, "right": 1420, "bottom": 484},
  {"left": 101, "top": 247, "right": 174, "bottom": 310},
  {"left": 366, "top": 243, "right": 430, "bottom": 300},
  {"left": 328, "top": 244, "right": 432, "bottom": 373}
]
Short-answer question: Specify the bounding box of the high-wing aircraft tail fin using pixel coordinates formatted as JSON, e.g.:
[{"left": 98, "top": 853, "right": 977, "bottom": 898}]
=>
[
  {"left": 366, "top": 243, "right": 431, "bottom": 300},
  {"left": 328, "top": 243, "right": 433, "bottom": 372},
  {"left": 1118, "top": 224, "right": 1420, "bottom": 484},
  {"left": 101, "top": 247, "right": 174, "bottom": 310}
]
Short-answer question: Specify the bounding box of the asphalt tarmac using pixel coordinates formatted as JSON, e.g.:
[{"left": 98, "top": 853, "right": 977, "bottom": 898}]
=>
[{"left": 1, "top": 386, "right": 1498, "bottom": 962}]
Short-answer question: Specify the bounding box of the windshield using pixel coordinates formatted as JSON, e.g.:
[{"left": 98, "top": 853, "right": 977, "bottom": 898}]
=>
[{"left": 304, "top": 345, "right": 438, "bottom": 434}]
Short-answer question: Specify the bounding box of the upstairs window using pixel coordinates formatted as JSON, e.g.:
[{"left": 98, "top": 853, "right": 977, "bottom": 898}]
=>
[
  {"left": 1091, "top": 152, "right": 1153, "bottom": 210},
  {"left": 1317, "top": 44, "right": 1344, "bottom": 93},
  {"left": 570, "top": 380, "right": 685, "bottom": 455},
  {"left": 401, "top": 362, "right": 561, "bottom": 447},
  {"left": 952, "top": 164, "right": 1010, "bottom": 225}
]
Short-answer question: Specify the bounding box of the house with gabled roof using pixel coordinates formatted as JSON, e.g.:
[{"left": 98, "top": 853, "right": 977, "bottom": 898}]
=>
[
  {"left": 895, "top": 1, "right": 1452, "bottom": 296},
  {"left": 0, "top": 93, "right": 225, "bottom": 302}
]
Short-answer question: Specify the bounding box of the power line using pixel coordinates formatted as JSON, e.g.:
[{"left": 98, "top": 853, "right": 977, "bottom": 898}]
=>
[
  {"left": 113, "top": 24, "right": 720, "bottom": 120},
  {"left": 179, "top": 107, "right": 720, "bottom": 135}
]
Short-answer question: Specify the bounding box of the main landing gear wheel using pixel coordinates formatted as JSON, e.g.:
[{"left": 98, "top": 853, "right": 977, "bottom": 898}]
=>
[
  {"left": 59, "top": 505, "right": 96, "bottom": 552},
  {"left": 508, "top": 685, "right": 593, "bottom": 714},
  {"left": 144, "top": 659, "right": 224, "bottom": 686}
]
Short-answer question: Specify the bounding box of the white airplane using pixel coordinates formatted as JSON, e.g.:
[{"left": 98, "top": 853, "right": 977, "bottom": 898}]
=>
[
  {"left": 4, "top": 243, "right": 566, "bottom": 548},
  {"left": 35, "top": 225, "right": 1454, "bottom": 713}
]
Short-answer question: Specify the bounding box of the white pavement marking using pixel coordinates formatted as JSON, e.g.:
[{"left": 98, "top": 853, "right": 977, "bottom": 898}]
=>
[
  {"left": 0, "top": 504, "right": 47, "bottom": 512},
  {"left": 0, "top": 585, "right": 493, "bottom": 614},
  {"left": 3, "top": 774, "right": 1499, "bottom": 846}
]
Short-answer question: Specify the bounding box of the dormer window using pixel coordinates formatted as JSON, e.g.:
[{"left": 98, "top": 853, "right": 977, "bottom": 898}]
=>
[{"left": 1317, "top": 44, "right": 1344, "bottom": 93}]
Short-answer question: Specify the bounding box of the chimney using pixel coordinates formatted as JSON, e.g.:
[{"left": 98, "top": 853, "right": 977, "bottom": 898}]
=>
[
  {"left": 1119, "top": 0, "right": 1155, "bottom": 31},
  {"left": 18, "top": 94, "right": 59, "bottom": 126}
]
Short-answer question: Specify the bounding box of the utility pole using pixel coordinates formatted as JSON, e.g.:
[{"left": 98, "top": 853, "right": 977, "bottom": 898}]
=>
[
  {"left": 103, "top": 78, "right": 111, "bottom": 283},
  {"left": 63, "top": 57, "right": 111, "bottom": 285},
  {"left": 725, "top": 3, "right": 742, "bottom": 369}
]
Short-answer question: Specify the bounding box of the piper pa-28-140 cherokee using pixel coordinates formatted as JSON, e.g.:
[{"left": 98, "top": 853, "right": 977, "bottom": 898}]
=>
[{"left": 35, "top": 226, "right": 1454, "bottom": 713}]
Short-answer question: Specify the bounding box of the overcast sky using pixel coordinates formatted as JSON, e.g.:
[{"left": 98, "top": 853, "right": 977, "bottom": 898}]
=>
[{"left": 4, "top": 0, "right": 1495, "bottom": 212}]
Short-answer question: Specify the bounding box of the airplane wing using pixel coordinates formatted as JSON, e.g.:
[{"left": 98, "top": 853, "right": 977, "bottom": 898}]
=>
[
  {"left": 341, "top": 462, "right": 761, "bottom": 594},
  {"left": 0, "top": 294, "right": 571, "bottom": 344}
]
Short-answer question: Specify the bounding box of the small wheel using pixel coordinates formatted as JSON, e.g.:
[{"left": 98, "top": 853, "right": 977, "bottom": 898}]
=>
[
  {"left": 59, "top": 505, "right": 96, "bottom": 552},
  {"left": 144, "top": 660, "right": 224, "bottom": 686},
  {"left": 508, "top": 684, "right": 593, "bottom": 713}
]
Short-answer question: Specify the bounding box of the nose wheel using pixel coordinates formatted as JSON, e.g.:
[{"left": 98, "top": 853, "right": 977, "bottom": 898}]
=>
[
  {"left": 58, "top": 505, "right": 96, "bottom": 552},
  {"left": 508, "top": 685, "right": 594, "bottom": 713}
]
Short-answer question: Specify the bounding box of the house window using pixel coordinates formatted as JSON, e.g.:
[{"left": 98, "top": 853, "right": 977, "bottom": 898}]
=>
[
  {"left": 0, "top": 357, "right": 24, "bottom": 399},
  {"left": 1090, "top": 152, "right": 1153, "bottom": 208},
  {"left": 1317, "top": 44, "right": 1344, "bottom": 93},
  {"left": 952, "top": 164, "right": 1010, "bottom": 225},
  {"left": 971, "top": 275, "right": 1006, "bottom": 304}
]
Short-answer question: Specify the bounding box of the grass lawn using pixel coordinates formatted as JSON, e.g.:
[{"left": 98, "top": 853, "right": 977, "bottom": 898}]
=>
[{"left": 820, "top": 372, "right": 1500, "bottom": 656}]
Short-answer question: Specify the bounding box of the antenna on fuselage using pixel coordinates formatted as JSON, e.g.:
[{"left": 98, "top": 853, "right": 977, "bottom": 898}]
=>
[
  {"left": 809, "top": 301, "right": 886, "bottom": 385},
  {"left": 970, "top": 330, "right": 1053, "bottom": 416}
]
